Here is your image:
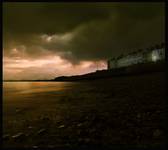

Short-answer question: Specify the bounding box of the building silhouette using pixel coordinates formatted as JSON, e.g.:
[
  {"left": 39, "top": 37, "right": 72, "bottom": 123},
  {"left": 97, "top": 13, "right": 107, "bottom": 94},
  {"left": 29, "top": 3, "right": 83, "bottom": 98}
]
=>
[{"left": 107, "top": 43, "right": 165, "bottom": 70}]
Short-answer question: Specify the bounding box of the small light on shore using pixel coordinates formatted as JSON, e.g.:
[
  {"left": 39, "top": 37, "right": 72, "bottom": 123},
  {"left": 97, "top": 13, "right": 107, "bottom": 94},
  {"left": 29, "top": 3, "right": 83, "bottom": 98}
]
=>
[{"left": 152, "top": 51, "right": 159, "bottom": 62}]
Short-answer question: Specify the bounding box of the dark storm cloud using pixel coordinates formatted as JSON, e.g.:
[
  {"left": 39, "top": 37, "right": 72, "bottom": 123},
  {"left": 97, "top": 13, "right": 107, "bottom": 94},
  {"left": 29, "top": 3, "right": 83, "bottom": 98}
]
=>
[
  {"left": 3, "top": 2, "right": 165, "bottom": 62},
  {"left": 64, "top": 13, "right": 164, "bottom": 62},
  {"left": 3, "top": 3, "right": 111, "bottom": 37}
]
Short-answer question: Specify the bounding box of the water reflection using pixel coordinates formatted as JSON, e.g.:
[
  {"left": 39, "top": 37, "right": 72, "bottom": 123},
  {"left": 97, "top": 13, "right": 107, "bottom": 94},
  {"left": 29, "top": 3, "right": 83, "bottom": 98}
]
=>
[{"left": 3, "top": 82, "right": 74, "bottom": 100}]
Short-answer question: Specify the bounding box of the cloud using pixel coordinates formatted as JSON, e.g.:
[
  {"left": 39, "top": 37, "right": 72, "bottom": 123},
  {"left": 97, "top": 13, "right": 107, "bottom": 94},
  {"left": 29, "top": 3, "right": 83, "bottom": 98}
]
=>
[
  {"left": 41, "top": 11, "right": 164, "bottom": 63},
  {"left": 3, "top": 2, "right": 165, "bottom": 79},
  {"left": 3, "top": 55, "right": 106, "bottom": 80}
]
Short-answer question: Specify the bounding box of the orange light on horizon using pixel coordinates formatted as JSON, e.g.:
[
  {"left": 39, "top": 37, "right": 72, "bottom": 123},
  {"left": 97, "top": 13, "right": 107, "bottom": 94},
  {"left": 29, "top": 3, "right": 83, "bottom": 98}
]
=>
[{"left": 3, "top": 54, "right": 107, "bottom": 80}]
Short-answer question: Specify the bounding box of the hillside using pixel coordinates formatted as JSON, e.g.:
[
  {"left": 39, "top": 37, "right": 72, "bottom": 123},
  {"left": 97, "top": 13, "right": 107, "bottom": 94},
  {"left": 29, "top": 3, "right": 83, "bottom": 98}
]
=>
[{"left": 53, "top": 61, "right": 165, "bottom": 81}]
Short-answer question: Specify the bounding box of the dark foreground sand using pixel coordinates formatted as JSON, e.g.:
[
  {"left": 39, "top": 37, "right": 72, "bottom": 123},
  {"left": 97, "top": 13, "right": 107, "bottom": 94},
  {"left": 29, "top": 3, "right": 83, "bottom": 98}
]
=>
[{"left": 3, "top": 72, "right": 166, "bottom": 149}]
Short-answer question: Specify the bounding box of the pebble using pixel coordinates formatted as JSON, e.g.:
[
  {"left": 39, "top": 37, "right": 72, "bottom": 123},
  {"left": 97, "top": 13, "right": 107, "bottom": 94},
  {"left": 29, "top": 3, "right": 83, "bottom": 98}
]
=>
[
  {"left": 12, "top": 132, "right": 25, "bottom": 140},
  {"left": 77, "top": 130, "right": 81, "bottom": 135},
  {"left": 41, "top": 116, "right": 50, "bottom": 122},
  {"left": 137, "top": 113, "right": 141, "bottom": 119},
  {"left": 78, "top": 138, "right": 83, "bottom": 142},
  {"left": 136, "top": 135, "right": 140, "bottom": 140},
  {"left": 32, "top": 145, "right": 38, "bottom": 149},
  {"left": 77, "top": 123, "right": 83, "bottom": 127},
  {"left": 58, "top": 125, "right": 65, "bottom": 128},
  {"left": 156, "top": 110, "right": 161, "bottom": 114},
  {"left": 37, "top": 129, "right": 46, "bottom": 135},
  {"left": 84, "top": 138, "right": 91, "bottom": 143},
  {"left": 28, "top": 126, "right": 33, "bottom": 129},
  {"left": 146, "top": 112, "right": 150, "bottom": 115},
  {"left": 15, "top": 109, "right": 22, "bottom": 113},
  {"left": 153, "top": 129, "right": 162, "bottom": 138}
]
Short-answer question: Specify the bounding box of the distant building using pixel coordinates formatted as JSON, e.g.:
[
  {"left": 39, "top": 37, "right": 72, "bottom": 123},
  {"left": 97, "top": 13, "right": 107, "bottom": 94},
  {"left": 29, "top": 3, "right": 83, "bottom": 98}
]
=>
[
  {"left": 107, "top": 58, "right": 118, "bottom": 69},
  {"left": 107, "top": 43, "right": 165, "bottom": 70}
]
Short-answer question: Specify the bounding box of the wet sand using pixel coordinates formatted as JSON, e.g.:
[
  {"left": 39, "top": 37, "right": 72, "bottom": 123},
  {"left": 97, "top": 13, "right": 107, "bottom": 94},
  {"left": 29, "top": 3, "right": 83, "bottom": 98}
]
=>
[{"left": 3, "top": 72, "right": 165, "bottom": 149}]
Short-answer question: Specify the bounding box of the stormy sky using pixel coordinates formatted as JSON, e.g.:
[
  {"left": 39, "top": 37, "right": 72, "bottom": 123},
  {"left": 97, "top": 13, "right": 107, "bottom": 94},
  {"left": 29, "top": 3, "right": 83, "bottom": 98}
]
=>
[{"left": 3, "top": 2, "right": 165, "bottom": 80}]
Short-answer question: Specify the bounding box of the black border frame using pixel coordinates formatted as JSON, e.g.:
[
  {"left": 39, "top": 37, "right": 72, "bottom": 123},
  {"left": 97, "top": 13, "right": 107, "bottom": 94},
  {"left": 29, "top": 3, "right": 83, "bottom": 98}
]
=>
[{"left": 1, "top": 1, "right": 167, "bottom": 150}]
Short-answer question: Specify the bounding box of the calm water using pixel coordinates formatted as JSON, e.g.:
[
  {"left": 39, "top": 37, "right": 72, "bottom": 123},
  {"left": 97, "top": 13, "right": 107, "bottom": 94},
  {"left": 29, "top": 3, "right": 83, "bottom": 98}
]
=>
[{"left": 3, "top": 82, "right": 77, "bottom": 101}]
